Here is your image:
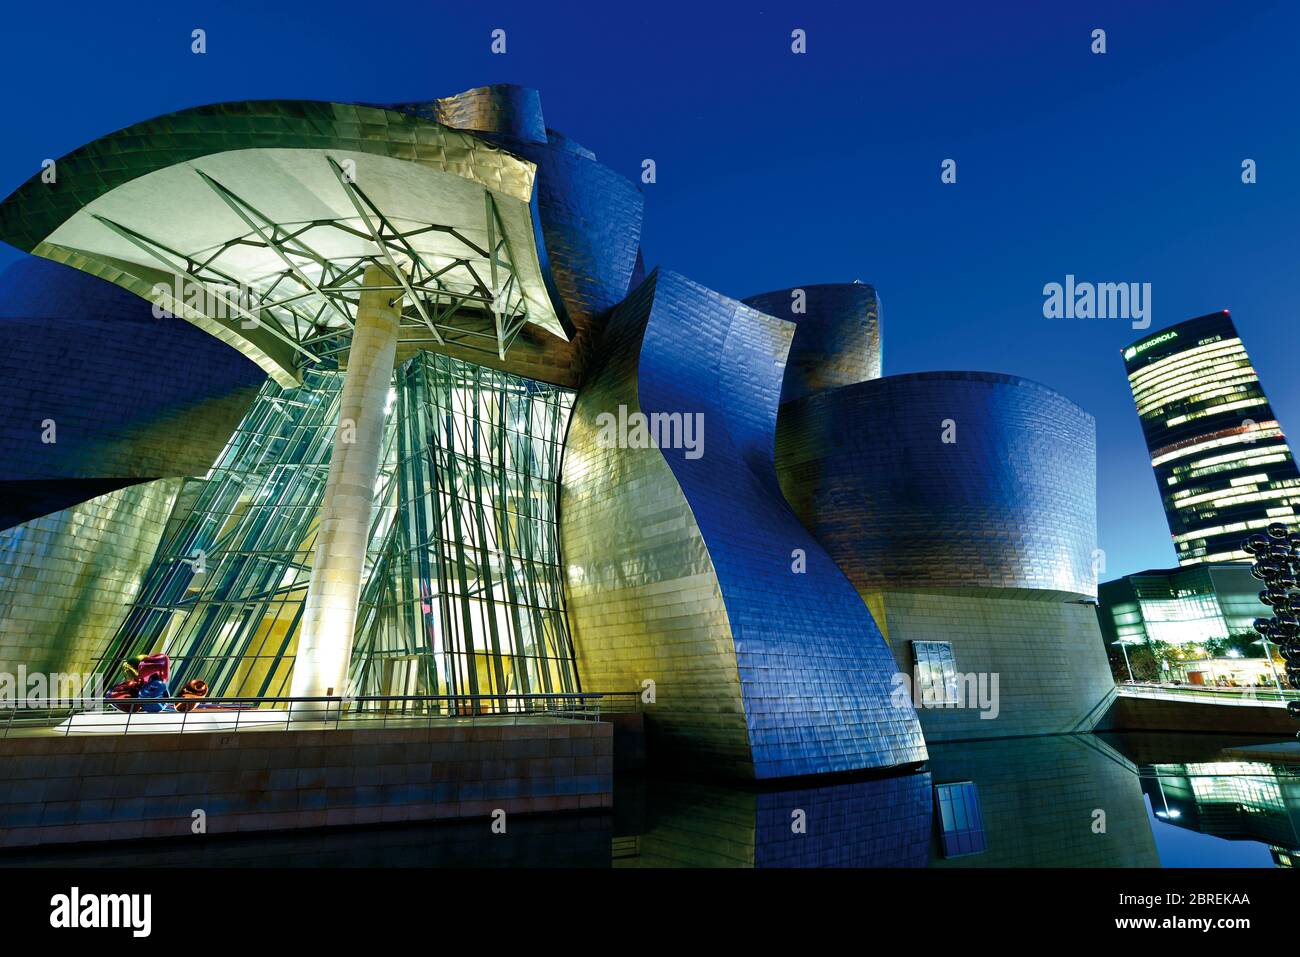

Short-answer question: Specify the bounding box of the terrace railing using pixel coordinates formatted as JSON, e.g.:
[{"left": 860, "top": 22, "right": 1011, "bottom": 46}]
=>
[
  {"left": 1116, "top": 682, "right": 1299, "bottom": 707},
  {"left": 0, "top": 691, "right": 642, "bottom": 738}
]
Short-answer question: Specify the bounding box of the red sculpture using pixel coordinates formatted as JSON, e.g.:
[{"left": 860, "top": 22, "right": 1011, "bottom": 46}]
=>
[
  {"left": 105, "top": 677, "right": 145, "bottom": 713},
  {"left": 104, "top": 654, "right": 211, "bottom": 713},
  {"left": 176, "top": 679, "right": 210, "bottom": 712}
]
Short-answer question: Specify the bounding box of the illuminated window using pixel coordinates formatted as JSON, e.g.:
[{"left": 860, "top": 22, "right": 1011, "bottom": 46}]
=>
[{"left": 912, "top": 640, "right": 958, "bottom": 707}]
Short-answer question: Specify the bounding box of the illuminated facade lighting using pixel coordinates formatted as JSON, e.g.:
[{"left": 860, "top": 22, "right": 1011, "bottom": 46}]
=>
[
  {"left": 1124, "top": 312, "right": 1300, "bottom": 565},
  {"left": 1096, "top": 563, "right": 1267, "bottom": 648}
]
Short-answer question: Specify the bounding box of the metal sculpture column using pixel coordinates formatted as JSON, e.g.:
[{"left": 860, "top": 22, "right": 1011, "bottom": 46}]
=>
[
  {"left": 1246, "top": 523, "right": 1300, "bottom": 731},
  {"left": 291, "top": 264, "right": 401, "bottom": 713}
]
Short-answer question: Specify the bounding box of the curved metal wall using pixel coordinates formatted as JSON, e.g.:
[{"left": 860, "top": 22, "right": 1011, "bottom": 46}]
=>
[
  {"left": 0, "top": 256, "right": 265, "bottom": 529},
  {"left": 561, "top": 269, "right": 926, "bottom": 779},
  {"left": 525, "top": 135, "right": 643, "bottom": 338},
  {"left": 0, "top": 479, "right": 181, "bottom": 682},
  {"left": 742, "top": 282, "right": 881, "bottom": 403},
  {"left": 388, "top": 85, "right": 645, "bottom": 386},
  {"left": 428, "top": 84, "right": 548, "bottom": 144},
  {"left": 776, "top": 371, "right": 1098, "bottom": 597}
]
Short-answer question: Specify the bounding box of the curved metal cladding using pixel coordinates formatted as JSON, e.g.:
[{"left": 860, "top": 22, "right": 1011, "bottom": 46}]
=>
[
  {"left": 742, "top": 283, "right": 882, "bottom": 404},
  {"left": 562, "top": 268, "right": 927, "bottom": 779},
  {"left": 387, "top": 85, "right": 645, "bottom": 384},
  {"left": 426, "top": 84, "right": 548, "bottom": 144},
  {"left": 521, "top": 132, "right": 643, "bottom": 357},
  {"left": 775, "top": 371, "right": 1114, "bottom": 741},
  {"left": 0, "top": 256, "right": 265, "bottom": 529},
  {"left": 777, "top": 371, "right": 1098, "bottom": 595},
  {"left": 0, "top": 479, "right": 181, "bottom": 683}
]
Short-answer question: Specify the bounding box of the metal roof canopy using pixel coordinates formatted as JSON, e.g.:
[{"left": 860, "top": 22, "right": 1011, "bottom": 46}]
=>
[
  {"left": 0, "top": 100, "right": 571, "bottom": 388},
  {"left": 36, "top": 148, "right": 565, "bottom": 386}
]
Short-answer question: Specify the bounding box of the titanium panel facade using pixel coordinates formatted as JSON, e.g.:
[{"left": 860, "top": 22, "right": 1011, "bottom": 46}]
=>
[
  {"left": 0, "top": 479, "right": 181, "bottom": 683},
  {"left": 875, "top": 590, "right": 1118, "bottom": 740},
  {"left": 0, "top": 257, "right": 264, "bottom": 528},
  {"left": 561, "top": 269, "right": 927, "bottom": 779},
  {"left": 775, "top": 371, "right": 1114, "bottom": 741},
  {"left": 777, "top": 371, "right": 1098, "bottom": 595},
  {"left": 424, "top": 84, "right": 549, "bottom": 144},
  {"left": 388, "top": 84, "right": 645, "bottom": 385},
  {"left": 742, "top": 282, "right": 881, "bottom": 403}
]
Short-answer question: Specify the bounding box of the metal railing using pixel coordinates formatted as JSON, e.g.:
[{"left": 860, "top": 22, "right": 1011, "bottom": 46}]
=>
[
  {"left": 0, "top": 691, "right": 642, "bottom": 738},
  {"left": 1116, "top": 681, "right": 1299, "bottom": 706}
]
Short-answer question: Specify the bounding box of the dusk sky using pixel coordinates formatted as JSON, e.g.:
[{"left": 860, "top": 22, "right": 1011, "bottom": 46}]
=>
[{"left": 3, "top": 0, "right": 1296, "bottom": 578}]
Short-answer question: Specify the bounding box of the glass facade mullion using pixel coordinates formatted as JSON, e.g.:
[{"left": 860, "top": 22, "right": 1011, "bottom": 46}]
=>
[{"left": 101, "top": 351, "right": 578, "bottom": 706}]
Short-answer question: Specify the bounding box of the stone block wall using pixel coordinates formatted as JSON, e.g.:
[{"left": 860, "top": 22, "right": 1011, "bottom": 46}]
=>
[{"left": 0, "top": 719, "right": 612, "bottom": 849}]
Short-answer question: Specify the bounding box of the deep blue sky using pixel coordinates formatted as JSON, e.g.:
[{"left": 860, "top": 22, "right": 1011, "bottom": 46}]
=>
[{"left": 2, "top": 0, "right": 1297, "bottom": 577}]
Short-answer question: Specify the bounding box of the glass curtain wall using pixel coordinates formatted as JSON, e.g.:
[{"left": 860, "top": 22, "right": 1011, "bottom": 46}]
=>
[
  {"left": 94, "top": 367, "right": 349, "bottom": 697},
  {"left": 96, "top": 352, "right": 578, "bottom": 706},
  {"left": 351, "top": 351, "right": 578, "bottom": 704}
]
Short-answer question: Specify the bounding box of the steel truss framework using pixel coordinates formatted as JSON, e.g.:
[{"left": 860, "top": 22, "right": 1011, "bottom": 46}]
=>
[
  {"left": 94, "top": 352, "right": 578, "bottom": 704},
  {"left": 91, "top": 156, "right": 534, "bottom": 369}
]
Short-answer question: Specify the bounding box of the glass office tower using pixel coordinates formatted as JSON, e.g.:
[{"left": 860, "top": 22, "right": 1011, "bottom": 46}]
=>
[{"left": 1123, "top": 311, "right": 1300, "bottom": 565}]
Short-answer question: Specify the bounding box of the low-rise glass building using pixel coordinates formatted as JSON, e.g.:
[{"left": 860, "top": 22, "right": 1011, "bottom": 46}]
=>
[{"left": 1097, "top": 564, "right": 1278, "bottom": 684}]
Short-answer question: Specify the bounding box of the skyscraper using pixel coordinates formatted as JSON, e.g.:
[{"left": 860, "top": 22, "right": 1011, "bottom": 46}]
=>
[{"left": 1123, "top": 311, "right": 1300, "bottom": 565}]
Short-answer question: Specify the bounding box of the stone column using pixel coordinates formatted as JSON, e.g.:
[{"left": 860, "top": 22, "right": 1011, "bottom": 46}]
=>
[{"left": 291, "top": 265, "right": 400, "bottom": 710}]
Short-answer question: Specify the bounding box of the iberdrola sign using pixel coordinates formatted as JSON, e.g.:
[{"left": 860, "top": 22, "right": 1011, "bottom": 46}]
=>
[{"left": 1124, "top": 330, "right": 1178, "bottom": 361}]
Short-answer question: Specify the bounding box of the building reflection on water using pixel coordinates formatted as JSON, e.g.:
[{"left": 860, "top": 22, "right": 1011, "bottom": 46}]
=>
[
  {"left": 611, "top": 772, "right": 934, "bottom": 867},
  {"left": 5, "top": 733, "right": 1298, "bottom": 868},
  {"left": 1141, "top": 761, "right": 1300, "bottom": 867},
  {"left": 921, "top": 735, "right": 1159, "bottom": 868},
  {"left": 611, "top": 735, "right": 1159, "bottom": 867}
]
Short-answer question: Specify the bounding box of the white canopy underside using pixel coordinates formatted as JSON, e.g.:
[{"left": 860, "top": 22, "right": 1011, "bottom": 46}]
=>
[{"left": 42, "top": 147, "right": 564, "bottom": 341}]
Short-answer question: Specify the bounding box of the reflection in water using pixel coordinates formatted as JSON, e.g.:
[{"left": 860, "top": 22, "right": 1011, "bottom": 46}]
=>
[
  {"left": 1141, "top": 761, "right": 1300, "bottom": 867},
  {"left": 609, "top": 734, "right": 1165, "bottom": 866},
  {"left": 4, "top": 733, "right": 1298, "bottom": 868},
  {"left": 923, "top": 735, "right": 1160, "bottom": 867},
  {"left": 0, "top": 813, "right": 617, "bottom": 868},
  {"left": 612, "top": 772, "right": 934, "bottom": 867}
]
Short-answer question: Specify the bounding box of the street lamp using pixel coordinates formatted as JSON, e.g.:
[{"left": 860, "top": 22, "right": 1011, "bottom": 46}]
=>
[
  {"left": 1112, "top": 637, "right": 1144, "bottom": 684},
  {"left": 1250, "top": 636, "right": 1284, "bottom": 692}
]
